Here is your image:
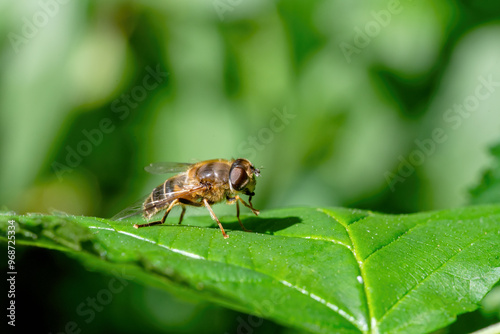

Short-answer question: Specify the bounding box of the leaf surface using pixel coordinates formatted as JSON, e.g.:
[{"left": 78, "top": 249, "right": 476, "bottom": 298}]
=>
[{"left": 1, "top": 205, "right": 500, "bottom": 334}]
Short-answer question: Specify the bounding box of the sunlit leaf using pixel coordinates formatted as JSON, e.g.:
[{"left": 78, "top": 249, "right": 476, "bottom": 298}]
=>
[{"left": 1, "top": 205, "right": 499, "bottom": 334}]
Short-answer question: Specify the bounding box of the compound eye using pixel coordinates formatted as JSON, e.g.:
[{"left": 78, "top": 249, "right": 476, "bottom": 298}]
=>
[{"left": 230, "top": 167, "right": 248, "bottom": 191}]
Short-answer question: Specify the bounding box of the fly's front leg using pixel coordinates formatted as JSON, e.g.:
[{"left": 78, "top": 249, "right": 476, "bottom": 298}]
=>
[
  {"left": 235, "top": 200, "right": 252, "bottom": 232},
  {"left": 134, "top": 199, "right": 179, "bottom": 228},
  {"left": 203, "top": 198, "right": 228, "bottom": 238},
  {"left": 236, "top": 195, "right": 260, "bottom": 216},
  {"left": 227, "top": 196, "right": 252, "bottom": 232}
]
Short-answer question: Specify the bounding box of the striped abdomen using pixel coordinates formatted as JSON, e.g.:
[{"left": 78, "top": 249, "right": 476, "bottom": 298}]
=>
[{"left": 142, "top": 173, "right": 187, "bottom": 219}]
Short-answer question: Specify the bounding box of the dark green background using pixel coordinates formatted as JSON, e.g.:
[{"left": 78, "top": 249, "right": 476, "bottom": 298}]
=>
[{"left": 1, "top": 0, "right": 500, "bottom": 333}]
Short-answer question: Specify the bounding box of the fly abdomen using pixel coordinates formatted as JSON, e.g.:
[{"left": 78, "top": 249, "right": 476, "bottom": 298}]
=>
[
  {"left": 143, "top": 185, "right": 163, "bottom": 219},
  {"left": 142, "top": 174, "right": 186, "bottom": 219}
]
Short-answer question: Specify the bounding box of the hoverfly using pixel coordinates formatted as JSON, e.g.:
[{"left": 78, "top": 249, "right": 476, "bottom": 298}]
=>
[{"left": 114, "top": 158, "right": 260, "bottom": 238}]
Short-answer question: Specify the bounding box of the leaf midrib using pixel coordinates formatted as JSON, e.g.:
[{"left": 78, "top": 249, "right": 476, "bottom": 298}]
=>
[
  {"left": 318, "top": 208, "right": 500, "bottom": 333},
  {"left": 318, "top": 208, "right": 372, "bottom": 333}
]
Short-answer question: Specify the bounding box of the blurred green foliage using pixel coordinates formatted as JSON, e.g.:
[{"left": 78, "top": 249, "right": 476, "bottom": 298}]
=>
[
  {"left": 470, "top": 142, "right": 500, "bottom": 205},
  {"left": 1, "top": 0, "right": 500, "bottom": 333}
]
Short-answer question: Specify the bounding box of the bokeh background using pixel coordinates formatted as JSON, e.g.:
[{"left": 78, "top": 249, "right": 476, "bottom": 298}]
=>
[{"left": 1, "top": 0, "right": 500, "bottom": 333}]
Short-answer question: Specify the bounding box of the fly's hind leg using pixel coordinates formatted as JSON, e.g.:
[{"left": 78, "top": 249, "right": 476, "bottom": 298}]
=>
[
  {"left": 177, "top": 199, "right": 203, "bottom": 225},
  {"left": 203, "top": 198, "right": 228, "bottom": 238},
  {"left": 134, "top": 199, "right": 179, "bottom": 228},
  {"left": 178, "top": 205, "right": 186, "bottom": 224}
]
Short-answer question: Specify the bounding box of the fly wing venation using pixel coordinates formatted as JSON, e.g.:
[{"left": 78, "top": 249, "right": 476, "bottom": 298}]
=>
[
  {"left": 111, "top": 184, "right": 207, "bottom": 221},
  {"left": 144, "top": 162, "right": 194, "bottom": 175}
]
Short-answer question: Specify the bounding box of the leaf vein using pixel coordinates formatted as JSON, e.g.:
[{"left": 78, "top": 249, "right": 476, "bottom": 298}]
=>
[
  {"left": 279, "top": 279, "right": 366, "bottom": 330},
  {"left": 317, "top": 208, "right": 371, "bottom": 332},
  {"left": 87, "top": 225, "right": 206, "bottom": 260},
  {"left": 88, "top": 222, "right": 364, "bottom": 329},
  {"left": 378, "top": 233, "right": 489, "bottom": 323},
  {"left": 364, "top": 211, "right": 500, "bottom": 263}
]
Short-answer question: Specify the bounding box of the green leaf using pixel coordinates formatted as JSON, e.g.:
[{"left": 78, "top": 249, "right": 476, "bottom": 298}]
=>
[
  {"left": 1, "top": 205, "right": 500, "bottom": 334},
  {"left": 470, "top": 143, "right": 500, "bottom": 205}
]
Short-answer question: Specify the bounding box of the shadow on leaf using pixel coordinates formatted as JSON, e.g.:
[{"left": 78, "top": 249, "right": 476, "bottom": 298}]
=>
[{"left": 221, "top": 216, "right": 302, "bottom": 235}]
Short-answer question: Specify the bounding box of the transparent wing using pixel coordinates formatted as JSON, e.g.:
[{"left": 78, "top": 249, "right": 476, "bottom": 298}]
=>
[
  {"left": 144, "top": 162, "right": 194, "bottom": 175},
  {"left": 111, "top": 184, "right": 207, "bottom": 221},
  {"left": 110, "top": 195, "right": 149, "bottom": 220}
]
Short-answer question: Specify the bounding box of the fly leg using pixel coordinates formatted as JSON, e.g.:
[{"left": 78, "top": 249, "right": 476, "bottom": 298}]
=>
[
  {"left": 227, "top": 196, "right": 252, "bottom": 232},
  {"left": 235, "top": 200, "right": 252, "bottom": 232},
  {"left": 178, "top": 205, "right": 186, "bottom": 224},
  {"left": 203, "top": 198, "right": 228, "bottom": 238},
  {"left": 236, "top": 195, "right": 260, "bottom": 216},
  {"left": 134, "top": 199, "right": 179, "bottom": 228},
  {"left": 176, "top": 199, "right": 203, "bottom": 224}
]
